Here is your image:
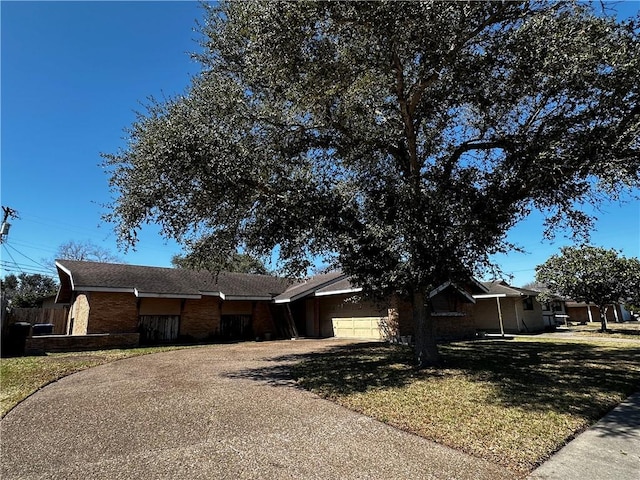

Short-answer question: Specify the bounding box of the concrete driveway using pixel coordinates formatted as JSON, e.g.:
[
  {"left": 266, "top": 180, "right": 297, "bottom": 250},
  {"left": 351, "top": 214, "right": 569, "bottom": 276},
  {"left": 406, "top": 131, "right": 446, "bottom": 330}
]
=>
[{"left": 1, "top": 339, "right": 513, "bottom": 479}]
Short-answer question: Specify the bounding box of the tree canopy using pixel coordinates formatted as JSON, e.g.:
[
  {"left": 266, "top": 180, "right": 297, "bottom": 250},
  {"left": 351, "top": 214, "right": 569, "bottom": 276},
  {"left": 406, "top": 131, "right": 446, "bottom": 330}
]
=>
[
  {"left": 171, "top": 244, "right": 269, "bottom": 275},
  {"left": 103, "top": 1, "right": 640, "bottom": 365},
  {"left": 1, "top": 273, "right": 58, "bottom": 308},
  {"left": 535, "top": 246, "right": 640, "bottom": 331}
]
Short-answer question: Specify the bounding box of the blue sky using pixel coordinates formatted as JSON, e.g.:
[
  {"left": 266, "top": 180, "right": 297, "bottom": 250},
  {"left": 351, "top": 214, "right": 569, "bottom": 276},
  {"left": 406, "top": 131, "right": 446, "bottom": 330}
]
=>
[{"left": 1, "top": 1, "right": 639, "bottom": 286}]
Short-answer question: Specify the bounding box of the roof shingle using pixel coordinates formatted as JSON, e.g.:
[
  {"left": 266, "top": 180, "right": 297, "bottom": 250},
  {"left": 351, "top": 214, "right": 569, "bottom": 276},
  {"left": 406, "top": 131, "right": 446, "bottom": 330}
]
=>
[{"left": 56, "top": 260, "right": 293, "bottom": 299}]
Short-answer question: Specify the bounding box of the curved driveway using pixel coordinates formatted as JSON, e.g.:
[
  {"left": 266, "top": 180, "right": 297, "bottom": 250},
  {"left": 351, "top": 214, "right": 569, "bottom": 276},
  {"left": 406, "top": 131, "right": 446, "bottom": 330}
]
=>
[{"left": 1, "top": 339, "right": 512, "bottom": 479}]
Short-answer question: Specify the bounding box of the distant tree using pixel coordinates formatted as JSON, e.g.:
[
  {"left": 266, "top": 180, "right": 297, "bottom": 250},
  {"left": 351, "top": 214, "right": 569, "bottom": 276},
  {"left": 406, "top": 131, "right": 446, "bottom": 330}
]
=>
[
  {"left": 55, "top": 240, "right": 121, "bottom": 263},
  {"left": 1, "top": 273, "right": 58, "bottom": 308},
  {"left": 172, "top": 241, "right": 269, "bottom": 275},
  {"left": 623, "top": 257, "right": 640, "bottom": 311},
  {"left": 104, "top": 1, "right": 640, "bottom": 366},
  {"left": 535, "top": 246, "right": 640, "bottom": 331}
]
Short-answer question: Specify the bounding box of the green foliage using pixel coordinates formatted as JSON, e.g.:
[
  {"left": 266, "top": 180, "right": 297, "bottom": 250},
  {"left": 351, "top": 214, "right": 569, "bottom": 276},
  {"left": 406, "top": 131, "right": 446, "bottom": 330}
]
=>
[
  {"left": 622, "top": 256, "right": 640, "bottom": 310},
  {"left": 103, "top": 1, "right": 640, "bottom": 363},
  {"left": 1, "top": 273, "right": 58, "bottom": 308},
  {"left": 171, "top": 244, "right": 269, "bottom": 275},
  {"left": 535, "top": 246, "right": 640, "bottom": 325}
]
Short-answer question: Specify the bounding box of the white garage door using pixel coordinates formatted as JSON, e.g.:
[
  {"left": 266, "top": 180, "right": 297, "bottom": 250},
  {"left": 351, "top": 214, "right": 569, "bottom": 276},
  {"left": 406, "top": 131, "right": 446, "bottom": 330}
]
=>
[{"left": 331, "top": 317, "right": 383, "bottom": 339}]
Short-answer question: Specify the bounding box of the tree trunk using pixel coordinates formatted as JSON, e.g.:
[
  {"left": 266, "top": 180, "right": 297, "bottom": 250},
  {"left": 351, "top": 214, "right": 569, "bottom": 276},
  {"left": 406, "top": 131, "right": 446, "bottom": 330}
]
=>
[
  {"left": 413, "top": 290, "right": 441, "bottom": 368},
  {"left": 599, "top": 305, "right": 609, "bottom": 332}
]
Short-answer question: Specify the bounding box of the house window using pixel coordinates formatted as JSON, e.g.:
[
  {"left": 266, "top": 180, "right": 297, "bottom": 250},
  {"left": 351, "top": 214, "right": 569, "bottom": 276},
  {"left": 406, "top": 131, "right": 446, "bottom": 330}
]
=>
[{"left": 523, "top": 297, "right": 534, "bottom": 310}]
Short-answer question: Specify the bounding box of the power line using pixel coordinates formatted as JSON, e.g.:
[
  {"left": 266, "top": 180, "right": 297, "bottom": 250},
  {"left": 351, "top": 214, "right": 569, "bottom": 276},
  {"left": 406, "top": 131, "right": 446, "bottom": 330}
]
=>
[
  {"left": 1, "top": 245, "right": 25, "bottom": 275},
  {"left": 0, "top": 261, "right": 55, "bottom": 276},
  {"left": 7, "top": 239, "right": 58, "bottom": 255},
  {"left": 3, "top": 242, "right": 56, "bottom": 273}
]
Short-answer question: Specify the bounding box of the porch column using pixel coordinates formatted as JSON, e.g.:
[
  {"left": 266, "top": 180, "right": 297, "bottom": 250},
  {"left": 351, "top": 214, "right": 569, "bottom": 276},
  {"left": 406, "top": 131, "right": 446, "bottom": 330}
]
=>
[
  {"left": 587, "top": 305, "right": 593, "bottom": 323},
  {"left": 496, "top": 297, "right": 505, "bottom": 337}
]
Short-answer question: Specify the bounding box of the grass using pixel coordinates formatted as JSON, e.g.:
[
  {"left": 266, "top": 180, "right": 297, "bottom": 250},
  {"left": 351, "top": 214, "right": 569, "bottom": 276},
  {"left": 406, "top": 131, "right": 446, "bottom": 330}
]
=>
[
  {"left": 291, "top": 337, "right": 640, "bottom": 476},
  {"left": 0, "top": 345, "right": 192, "bottom": 417},
  {"left": 568, "top": 320, "right": 640, "bottom": 338},
  {"left": 3, "top": 335, "right": 639, "bottom": 476}
]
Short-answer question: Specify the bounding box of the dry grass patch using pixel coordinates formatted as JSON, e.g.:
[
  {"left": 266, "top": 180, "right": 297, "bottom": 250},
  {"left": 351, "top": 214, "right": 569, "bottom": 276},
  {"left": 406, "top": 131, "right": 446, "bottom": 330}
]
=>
[
  {"left": 569, "top": 321, "right": 640, "bottom": 339},
  {"left": 291, "top": 338, "right": 640, "bottom": 476},
  {"left": 0, "top": 346, "right": 193, "bottom": 417}
]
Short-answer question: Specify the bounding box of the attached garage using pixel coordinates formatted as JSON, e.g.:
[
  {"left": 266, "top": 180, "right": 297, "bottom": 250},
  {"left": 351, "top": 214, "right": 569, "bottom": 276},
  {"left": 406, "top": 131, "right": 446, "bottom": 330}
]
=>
[
  {"left": 318, "top": 291, "right": 388, "bottom": 339},
  {"left": 331, "top": 316, "right": 384, "bottom": 339}
]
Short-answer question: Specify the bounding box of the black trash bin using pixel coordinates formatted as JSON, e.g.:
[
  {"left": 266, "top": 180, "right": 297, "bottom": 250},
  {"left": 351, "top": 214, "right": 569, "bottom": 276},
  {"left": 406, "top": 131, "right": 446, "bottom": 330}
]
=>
[
  {"left": 32, "top": 323, "right": 54, "bottom": 336},
  {"left": 4, "top": 322, "right": 32, "bottom": 357}
]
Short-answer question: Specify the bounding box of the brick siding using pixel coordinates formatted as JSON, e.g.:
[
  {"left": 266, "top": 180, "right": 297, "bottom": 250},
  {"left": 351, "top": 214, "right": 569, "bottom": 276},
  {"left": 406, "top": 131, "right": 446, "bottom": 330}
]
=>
[
  {"left": 180, "top": 296, "right": 221, "bottom": 340},
  {"left": 27, "top": 333, "right": 140, "bottom": 353},
  {"left": 86, "top": 292, "right": 139, "bottom": 334}
]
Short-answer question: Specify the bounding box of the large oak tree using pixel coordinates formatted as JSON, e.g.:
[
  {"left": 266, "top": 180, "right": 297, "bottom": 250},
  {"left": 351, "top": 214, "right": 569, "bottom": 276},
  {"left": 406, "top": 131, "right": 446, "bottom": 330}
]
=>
[{"left": 104, "top": 1, "right": 639, "bottom": 366}]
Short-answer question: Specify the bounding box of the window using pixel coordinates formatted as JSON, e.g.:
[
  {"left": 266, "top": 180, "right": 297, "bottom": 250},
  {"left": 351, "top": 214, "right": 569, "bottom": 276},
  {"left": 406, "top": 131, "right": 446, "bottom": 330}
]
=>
[{"left": 523, "top": 297, "right": 534, "bottom": 310}]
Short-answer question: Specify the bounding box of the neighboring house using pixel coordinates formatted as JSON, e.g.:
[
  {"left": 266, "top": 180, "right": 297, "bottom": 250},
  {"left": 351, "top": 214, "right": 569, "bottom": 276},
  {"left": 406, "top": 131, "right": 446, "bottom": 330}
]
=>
[
  {"left": 472, "top": 281, "right": 546, "bottom": 334},
  {"left": 54, "top": 260, "right": 485, "bottom": 345},
  {"left": 521, "top": 287, "right": 569, "bottom": 328},
  {"left": 539, "top": 297, "right": 568, "bottom": 328},
  {"left": 564, "top": 301, "right": 633, "bottom": 324}
]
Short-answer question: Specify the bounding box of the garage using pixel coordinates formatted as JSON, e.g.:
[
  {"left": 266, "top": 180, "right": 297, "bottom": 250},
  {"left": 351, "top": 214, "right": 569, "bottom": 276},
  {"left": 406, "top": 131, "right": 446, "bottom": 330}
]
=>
[{"left": 331, "top": 316, "right": 384, "bottom": 339}]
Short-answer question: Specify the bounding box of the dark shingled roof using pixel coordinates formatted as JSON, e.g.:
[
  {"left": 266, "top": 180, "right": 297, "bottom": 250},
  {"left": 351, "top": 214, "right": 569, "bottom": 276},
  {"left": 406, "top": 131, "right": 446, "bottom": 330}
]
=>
[
  {"left": 274, "top": 271, "right": 346, "bottom": 303},
  {"left": 55, "top": 260, "right": 293, "bottom": 301},
  {"left": 315, "top": 277, "right": 361, "bottom": 295},
  {"left": 479, "top": 280, "right": 540, "bottom": 297}
]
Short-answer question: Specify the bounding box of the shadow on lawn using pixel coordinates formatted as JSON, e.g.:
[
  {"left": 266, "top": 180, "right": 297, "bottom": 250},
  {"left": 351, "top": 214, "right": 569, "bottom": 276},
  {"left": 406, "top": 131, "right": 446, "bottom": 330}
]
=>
[
  {"left": 442, "top": 341, "right": 640, "bottom": 422},
  {"left": 226, "top": 340, "right": 640, "bottom": 436}
]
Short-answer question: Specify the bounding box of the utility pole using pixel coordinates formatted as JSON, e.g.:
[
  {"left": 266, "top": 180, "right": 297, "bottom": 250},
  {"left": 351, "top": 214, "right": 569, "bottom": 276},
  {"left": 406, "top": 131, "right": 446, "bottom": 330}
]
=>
[{"left": 0, "top": 206, "right": 19, "bottom": 244}]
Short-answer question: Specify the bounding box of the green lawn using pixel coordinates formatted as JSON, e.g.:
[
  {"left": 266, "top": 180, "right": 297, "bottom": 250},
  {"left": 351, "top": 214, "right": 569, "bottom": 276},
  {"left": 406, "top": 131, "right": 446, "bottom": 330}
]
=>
[
  {"left": 0, "top": 346, "right": 192, "bottom": 417},
  {"left": 291, "top": 337, "right": 640, "bottom": 476}
]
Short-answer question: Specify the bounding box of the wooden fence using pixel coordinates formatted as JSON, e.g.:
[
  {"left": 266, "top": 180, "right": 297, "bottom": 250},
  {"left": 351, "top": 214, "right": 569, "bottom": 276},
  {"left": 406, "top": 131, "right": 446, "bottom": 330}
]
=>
[{"left": 6, "top": 308, "right": 69, "bottom": 335}]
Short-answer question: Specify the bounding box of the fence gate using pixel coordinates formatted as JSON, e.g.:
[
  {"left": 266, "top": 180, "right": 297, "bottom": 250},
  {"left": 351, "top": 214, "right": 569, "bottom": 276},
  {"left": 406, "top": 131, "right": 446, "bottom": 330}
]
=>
[{"left": 139, "top": 315, "right": 180, "bottom": 344}]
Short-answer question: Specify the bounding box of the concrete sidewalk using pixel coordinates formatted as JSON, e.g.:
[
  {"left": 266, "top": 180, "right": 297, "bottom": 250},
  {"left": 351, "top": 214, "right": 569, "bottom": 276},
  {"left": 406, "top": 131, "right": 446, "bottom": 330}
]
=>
[{"left": 528, "top": 390, "right": 640, "bottom": 480}]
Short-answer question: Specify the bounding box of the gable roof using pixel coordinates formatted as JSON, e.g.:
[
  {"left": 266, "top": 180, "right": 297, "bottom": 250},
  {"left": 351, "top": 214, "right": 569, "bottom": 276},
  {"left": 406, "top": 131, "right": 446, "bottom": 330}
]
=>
[
  {"left": 273, "top": 271, "right": 347, "bottom": 303},
  {"left": 55, "top": 259, "right": 491, "bottom": 307},
  {"left": 474, "top": 280, "right": 540, "bottom": 298},
  {"left": 315, "top": 276, "right": 362, "bottom": 296},
  {"left": 55, "top": 260, "right": 292, "bottom": 303}
]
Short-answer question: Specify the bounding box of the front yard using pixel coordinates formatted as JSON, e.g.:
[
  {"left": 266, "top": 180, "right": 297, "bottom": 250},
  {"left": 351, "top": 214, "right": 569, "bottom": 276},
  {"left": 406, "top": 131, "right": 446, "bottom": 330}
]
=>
[
  {"left": 568, "top": 320, "right": 640, "bottom": 338},
  {"left": 0, "top": 346, "right": 192, "bottom": 417},
  {"left": 291, "top": 336, "right": 640, "bottom": 475},
  {"left": 2, "top": 334, "right": 639, "bottom": 476}
]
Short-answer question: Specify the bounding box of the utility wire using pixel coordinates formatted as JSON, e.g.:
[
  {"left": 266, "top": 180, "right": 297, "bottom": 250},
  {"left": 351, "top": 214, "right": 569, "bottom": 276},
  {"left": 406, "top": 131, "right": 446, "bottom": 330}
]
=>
[
  {"left": 3, "top": 242, "right": 56, "bottom": 273},
  {"left": 1, "top": 244, "right": 25, "bottom": 275},
  {"left": 0, "top": 261, "right": 54, "bottom": 276}
]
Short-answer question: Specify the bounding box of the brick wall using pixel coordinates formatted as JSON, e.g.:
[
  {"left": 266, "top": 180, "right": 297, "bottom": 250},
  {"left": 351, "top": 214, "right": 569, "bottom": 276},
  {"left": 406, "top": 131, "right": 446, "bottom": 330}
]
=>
[
  {"left": 392, "top": 295, "right": 476, "bottom": 341},
  {"left": 252, "top": 301, "right": 276, "bottom": 338},
  {"left": 26, "top": 333, "right": 140, "bottom": 353},
  {"left": 433, "top": 302, "right": 477, "bottom": 341},
  {"left": 181, "top": 296, "right": 221, "bottom": 340},
  {"left": 86, "top": 292, "right": 139, "bottom": 334}
]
